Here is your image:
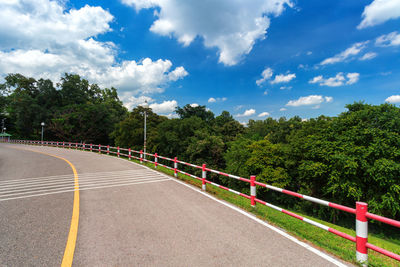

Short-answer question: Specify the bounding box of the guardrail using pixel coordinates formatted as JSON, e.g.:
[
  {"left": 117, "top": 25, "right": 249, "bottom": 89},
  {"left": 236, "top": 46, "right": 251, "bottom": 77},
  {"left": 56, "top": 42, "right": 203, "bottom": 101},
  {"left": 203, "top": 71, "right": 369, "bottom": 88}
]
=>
[{"left": 7, "top": 139, "right": 400, "bottom": 265}]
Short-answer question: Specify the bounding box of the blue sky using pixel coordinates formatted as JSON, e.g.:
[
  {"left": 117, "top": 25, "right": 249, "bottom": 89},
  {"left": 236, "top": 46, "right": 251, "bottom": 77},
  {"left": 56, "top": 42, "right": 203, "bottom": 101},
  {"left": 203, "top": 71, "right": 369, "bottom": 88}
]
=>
[{"left": 0, "top": 0, "right": 399, "bottom": 122}]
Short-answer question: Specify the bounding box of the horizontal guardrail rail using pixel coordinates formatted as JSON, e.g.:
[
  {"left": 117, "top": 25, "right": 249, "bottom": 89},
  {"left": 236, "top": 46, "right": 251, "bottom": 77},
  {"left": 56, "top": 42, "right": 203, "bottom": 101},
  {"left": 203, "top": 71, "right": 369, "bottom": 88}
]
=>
[{"left": 6, "top": 139, "right": 400, "bottom": 265}]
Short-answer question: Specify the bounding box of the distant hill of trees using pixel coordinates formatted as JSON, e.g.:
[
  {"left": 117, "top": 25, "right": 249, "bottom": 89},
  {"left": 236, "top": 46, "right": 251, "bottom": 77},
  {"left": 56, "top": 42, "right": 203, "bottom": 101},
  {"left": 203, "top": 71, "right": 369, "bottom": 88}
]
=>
[{"left": 1, "top": 73, "right": 399, "bottom": 223}]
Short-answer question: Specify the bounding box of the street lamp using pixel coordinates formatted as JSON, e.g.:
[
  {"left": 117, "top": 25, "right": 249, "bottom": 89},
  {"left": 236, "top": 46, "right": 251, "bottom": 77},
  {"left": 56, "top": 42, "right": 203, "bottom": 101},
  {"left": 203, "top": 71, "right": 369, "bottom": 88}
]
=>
[
  {"left": 41, "top": 122, "right": 45, "bottom": 143},
  {"left": 143, "top": 101, "right": 149, "bottom": 159}
]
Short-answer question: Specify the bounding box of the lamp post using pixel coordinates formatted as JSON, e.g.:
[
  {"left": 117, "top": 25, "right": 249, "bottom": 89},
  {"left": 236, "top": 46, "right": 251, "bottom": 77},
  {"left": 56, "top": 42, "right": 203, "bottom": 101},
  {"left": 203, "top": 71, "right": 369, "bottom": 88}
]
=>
[
  {"left": 41, "top": 122, "right": 45, "bottom": 143},
  {"left": 143, "top": 101, "right": 149, "bottom": 159}
]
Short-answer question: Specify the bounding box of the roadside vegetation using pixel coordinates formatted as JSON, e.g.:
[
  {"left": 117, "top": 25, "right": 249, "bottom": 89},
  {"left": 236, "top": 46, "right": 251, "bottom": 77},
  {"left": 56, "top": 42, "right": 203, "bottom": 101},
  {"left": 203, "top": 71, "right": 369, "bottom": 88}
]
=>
[{"left": 2, "top": 73, "right": 400, "bottom": 265}]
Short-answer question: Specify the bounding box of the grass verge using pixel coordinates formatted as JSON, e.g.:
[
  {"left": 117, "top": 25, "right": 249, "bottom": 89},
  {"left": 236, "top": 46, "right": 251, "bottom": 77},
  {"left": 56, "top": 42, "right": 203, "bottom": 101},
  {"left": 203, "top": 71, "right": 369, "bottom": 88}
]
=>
[{"left": 137, "top": 159, "right": 400, "bottom": 267}]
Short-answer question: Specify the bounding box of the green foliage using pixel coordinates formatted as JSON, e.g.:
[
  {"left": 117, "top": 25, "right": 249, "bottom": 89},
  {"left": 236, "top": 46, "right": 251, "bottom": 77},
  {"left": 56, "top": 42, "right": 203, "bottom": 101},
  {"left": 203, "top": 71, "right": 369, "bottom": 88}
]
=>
[{"left": 1, "top": 73, "right": 127, "bottom": 142}]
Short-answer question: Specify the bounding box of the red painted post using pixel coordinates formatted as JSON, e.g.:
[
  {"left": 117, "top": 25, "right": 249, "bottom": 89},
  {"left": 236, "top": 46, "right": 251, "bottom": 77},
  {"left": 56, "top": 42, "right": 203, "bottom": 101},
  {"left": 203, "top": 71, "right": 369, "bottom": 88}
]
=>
[
  {"left": 90, "top": 144, "right": 93, "bottom": 152},
  {"left": 63, "top": 141, "right": 65, "bottom": 148},
  {"left": 98, "top": 144, "right": 101, "bottom": 153},
  {"left": 174, "top": 157, "right": 178, "bottom": 177},
  {"left": 250, "top": 175, "right": 256, "bottom": 208},
  {"left": 117, "top": 146, "right": 120, "bottom": 157},
  {"left": 140, "top": 150, "right": 143, "bottom": 163},
  {"left": 75, "top": 143, "right": 78, "bottom": 149},
  {"left": 107, "top": 145, "right": 110, "bottom": 155},
  {"left": 154, "top": 153, "right": 158, "bottom": 168},
  {"left": 356, "top": 202, "right": 368, "bottom": 265},
  {"left": 128, "top": 148, "right": 131, "bottom": 160},
  {"left": 202, "top": 164, "right": 206, "bottom": 191}
]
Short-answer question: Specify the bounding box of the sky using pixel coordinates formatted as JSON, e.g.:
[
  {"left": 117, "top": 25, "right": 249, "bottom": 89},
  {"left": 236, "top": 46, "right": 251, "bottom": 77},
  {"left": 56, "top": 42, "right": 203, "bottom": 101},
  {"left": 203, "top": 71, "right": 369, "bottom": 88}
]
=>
[{"left": 0, "top": 0, "right": 399, "bottom": 122}]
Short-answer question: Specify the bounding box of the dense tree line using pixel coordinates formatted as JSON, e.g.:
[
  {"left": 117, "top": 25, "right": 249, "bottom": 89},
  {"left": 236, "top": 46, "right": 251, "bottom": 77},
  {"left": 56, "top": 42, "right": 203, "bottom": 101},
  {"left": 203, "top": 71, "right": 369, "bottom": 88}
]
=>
[
  {"left": 1, "top": 73, "right": 399, "bottom": 224},
  {"left": 0, "top": 73, "right": 127, "bottom": 144}
]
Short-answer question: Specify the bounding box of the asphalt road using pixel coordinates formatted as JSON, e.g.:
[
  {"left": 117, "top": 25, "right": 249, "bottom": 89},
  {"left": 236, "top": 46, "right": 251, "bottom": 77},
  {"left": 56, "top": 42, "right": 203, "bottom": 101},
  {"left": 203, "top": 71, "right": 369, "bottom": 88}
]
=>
[{"left": 0, "top": 143, "right": 349, "bottom": 266}]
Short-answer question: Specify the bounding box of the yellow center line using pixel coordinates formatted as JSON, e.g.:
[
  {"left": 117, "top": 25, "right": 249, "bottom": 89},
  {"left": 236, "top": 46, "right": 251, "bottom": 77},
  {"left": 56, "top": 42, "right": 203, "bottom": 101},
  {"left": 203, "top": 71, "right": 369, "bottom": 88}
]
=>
[{"left": 11, "top": 146, "right": 79, "bottom": 267}]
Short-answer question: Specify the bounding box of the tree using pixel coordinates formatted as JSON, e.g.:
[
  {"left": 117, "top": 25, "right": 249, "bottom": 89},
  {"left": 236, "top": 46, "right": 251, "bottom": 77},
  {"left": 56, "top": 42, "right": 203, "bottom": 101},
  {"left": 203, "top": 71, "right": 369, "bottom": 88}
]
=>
[{"left": 175, "top": 104, "right": 215, "bottom": 122}]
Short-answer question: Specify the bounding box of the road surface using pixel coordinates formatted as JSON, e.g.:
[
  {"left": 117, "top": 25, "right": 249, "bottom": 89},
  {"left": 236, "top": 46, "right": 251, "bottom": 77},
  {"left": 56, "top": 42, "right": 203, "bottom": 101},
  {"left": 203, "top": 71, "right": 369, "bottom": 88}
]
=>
[{"left": 0, "top": 143, "right": 349, "bottom": 266}]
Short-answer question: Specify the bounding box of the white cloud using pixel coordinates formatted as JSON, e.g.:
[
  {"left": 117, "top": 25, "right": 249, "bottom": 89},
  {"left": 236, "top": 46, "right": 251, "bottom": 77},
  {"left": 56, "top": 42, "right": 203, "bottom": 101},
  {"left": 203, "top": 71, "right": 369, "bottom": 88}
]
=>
[
  {"left": 385, "top": 95, "right": 400, "bottom": 103},
  {"left": 375, "top": 31, "right": 400, "bottom": 47},
  {"left": 236, "top": 109, "right": 256, "bottom": 117},
  {"left": 359, "top": 52, "right": 377, "bottom": 60},
  {"left": 120, "top": 94, "right": 154, "bottom": 111},
  {"left": 346, "top": 73, "right": 360, "bottom": 85},
  {"left": 358, "top": 0, "right": 400, "bottom": 29},
  {"left": 258, "top": 112, "right": 270, "bottom": 117},
  {"left": 0, "top": 0, "right": 188, "bottom": 105},
  {"left": 256, "top": 68, "right": 295, "bottom": 86},
  {"left": 190, "top": 103, "right": 199, "bottom": 107},
  {"left": 122, "top": 0, "right": 293, "bottom": 66},
  {"left": 270, "top": 73, "right": 296, "bottom": 84},
  {"left": 150, "top": 100, "right": 178, "bottom": 114},
  {"left": 309, "top": 72, "right": 359, "bottom": 87},
  {"left": 280, "top": 108, "right": 287, "bottom": 111},
  {"left": 256, "top": 67, "right": 273, "bottom": 86},
  {"left": 280, "top": 86, "right": 292, "bottom": 90},
  {"left": 286, "top": 95, "right": 333, "bottom": 107},
  {"left": 320, "top": 42, "right": 368, "bottom": 65},
  {"left": 208, "top": 97, "right": 227, "bottom": 103}
]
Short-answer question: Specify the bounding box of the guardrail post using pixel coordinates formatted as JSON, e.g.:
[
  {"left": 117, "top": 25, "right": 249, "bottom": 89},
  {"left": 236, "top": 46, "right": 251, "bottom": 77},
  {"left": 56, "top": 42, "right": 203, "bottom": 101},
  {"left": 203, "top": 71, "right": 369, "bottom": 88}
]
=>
[
  {"left": 250, "top": 175, "right": 256, "bottom": 208},
  {"left": 98, "top": 144, "right": 101, "bottom": 153},
  {"left": 69, "top": 142, "right": 71, "bottom": 149},
  {"left": 75, "top": 143, "right": 78, "bottom": 149},
  {"left": 356, "top": 202, "right": 368, "bottom": 266},
  {"left": 117, "top": 146, "right": 120, "bottom": 157},
  {"left": 63, "top": 141, "right": 65, "bottom": 148},
  {"left": 128, "top": 148, "right": 131, "bottom": 160},
  {"left": 174, "top": 157, "right": 178, "bottom": 177},
  {"left": 155, "top": 153, "right": 158, "bottom": 168},
  {"left": 90, "top": 144, "right": 93, "bottom": 152},
  {"left": 140, "top": 150, "right": 143, "bottom": 163},
  {"left": 107, "top": 145, "right": 110, "bottom": 155},
  {"left": 202, "top": 164, "right": 207, "bottom": 191}
]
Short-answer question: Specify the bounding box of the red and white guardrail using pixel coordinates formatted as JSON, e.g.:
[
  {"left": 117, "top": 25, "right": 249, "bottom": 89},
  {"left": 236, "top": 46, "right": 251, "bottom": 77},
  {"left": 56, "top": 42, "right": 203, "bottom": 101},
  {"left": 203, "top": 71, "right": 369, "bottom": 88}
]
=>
[{"left": 7, "top": 139, "right": 400, "bottom": 265}]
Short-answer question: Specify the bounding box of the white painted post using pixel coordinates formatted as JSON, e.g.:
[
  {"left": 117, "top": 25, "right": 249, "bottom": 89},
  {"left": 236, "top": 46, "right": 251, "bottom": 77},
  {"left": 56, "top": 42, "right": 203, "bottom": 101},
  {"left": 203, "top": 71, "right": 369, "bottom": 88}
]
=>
[
  {"left": 202, "top": 164, "right": 206, "bottom": 191},
  {"left": 356, "top": 202, "right": 368, "bottom": 266}
]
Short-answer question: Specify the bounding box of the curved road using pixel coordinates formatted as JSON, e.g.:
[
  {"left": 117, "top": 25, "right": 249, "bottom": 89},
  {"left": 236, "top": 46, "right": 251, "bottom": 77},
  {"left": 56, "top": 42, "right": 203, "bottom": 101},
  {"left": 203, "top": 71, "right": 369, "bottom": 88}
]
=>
[{"left": 0, "top": 144, "right": 349, "bottom": 266}]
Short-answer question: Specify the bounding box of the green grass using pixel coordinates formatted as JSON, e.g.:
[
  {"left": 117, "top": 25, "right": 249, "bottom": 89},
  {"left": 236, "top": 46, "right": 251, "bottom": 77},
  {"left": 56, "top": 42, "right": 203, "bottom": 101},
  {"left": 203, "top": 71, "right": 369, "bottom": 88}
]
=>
[{"left": 17, "top": 143, "right": 400, "bottom": 266}]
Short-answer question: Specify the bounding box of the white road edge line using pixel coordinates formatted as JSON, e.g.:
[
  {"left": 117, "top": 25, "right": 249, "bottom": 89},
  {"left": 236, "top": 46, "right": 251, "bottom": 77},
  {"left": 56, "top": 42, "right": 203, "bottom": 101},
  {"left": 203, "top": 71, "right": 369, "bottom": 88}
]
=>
[{"left": 108, "top": 155, "right": 349, "bottom": 267}]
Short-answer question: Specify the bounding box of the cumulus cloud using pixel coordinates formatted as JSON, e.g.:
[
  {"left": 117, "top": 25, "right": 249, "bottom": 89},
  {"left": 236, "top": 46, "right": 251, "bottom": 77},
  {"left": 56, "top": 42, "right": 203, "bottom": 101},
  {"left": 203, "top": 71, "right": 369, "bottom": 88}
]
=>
[
  {"left": 190, "top": 103, "right": 199, "bottom": 107},
  {"left": 256, "top": 67, "right": 273, "bottom": 86},
  {"left": 375, "top": 31, "right": 400, "bottom": 47},
  {"left": 122, "top": 0, "right": 293, "bottom": 66},
  {"left": 358, "top": 0, "right": 400, "bottom": 29},
  {"left": 309, "top": 72, "right": 360, "bottom": 87},
  {"left": 149, "top": 100, "right": 178, "bottom": 114},
  {"left": 320, "top": 42, "right": 368, "bottom": 65},
  {"left": 385, "top": 95, "right": 400, "bottom": 103},
  {"left": 286, "top": 95, "right": 333, "bottom": 107},
  {"left": 270, "top": 73, "right": 296, "bottom": 84},
  {"left": 0, "top": 0, "right": 188, "bottom": 104},
  {"left": 256, "top": 67, "right": 295, "bottom": 86},
  {"left": 120, "top": 94, "right": 154, "bottom": 111},
  {"left": 236, "top": 109, "right": 256, "bottom": 117},
  {"left": 258, "top": 112, "right": 270, "bottom": 117},
  {"left": 280, "top": 108, "right": 287, "bottom": 111},
  {"left": 208, "top": 97, "right": 227, "bottom": 103},
  {"left": 359, "top": 52, "right": 377, "bottom": 60}
]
